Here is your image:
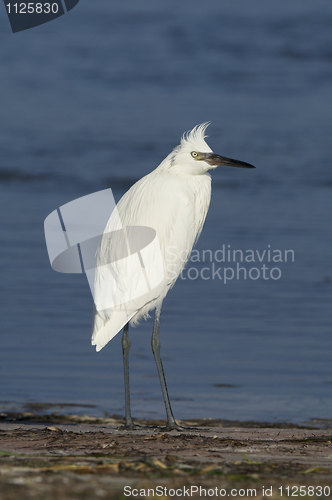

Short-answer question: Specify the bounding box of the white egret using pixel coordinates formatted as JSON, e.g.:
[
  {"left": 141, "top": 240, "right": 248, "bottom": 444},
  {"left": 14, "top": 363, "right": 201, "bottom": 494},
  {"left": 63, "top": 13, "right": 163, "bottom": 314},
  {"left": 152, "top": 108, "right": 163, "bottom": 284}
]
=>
[{"left": 91, "top": 123, "right": 255, "bottom": 430}]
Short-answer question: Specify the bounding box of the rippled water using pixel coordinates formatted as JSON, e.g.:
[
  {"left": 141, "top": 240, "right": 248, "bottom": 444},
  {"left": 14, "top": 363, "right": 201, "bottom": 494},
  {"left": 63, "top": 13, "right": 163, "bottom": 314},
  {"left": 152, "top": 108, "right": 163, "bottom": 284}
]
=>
[{"left": 0, "top": 0, "right": 332, "bottom": 423}]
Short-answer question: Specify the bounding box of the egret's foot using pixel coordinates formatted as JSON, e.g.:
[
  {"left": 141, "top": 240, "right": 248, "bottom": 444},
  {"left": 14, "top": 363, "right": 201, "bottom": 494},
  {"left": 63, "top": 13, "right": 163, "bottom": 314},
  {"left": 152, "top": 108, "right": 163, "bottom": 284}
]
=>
[
  {"left": 121, "top": 421, "right": 144, "bottom": 430},
  {"left": 164, "top": 421, "right": 201, "bottom": 432}
]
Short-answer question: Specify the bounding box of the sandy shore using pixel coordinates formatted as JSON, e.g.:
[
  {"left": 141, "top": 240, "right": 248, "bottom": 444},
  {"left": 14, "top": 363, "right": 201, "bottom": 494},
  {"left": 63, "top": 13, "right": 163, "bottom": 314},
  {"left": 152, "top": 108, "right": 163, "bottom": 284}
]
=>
[{"left": 0, "top": 414, "right": 332, "bottom": 499}]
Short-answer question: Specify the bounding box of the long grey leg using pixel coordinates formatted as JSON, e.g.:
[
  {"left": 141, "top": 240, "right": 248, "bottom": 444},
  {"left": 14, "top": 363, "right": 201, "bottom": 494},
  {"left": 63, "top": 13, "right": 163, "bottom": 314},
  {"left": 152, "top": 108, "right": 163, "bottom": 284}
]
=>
[
  {"left": 121, "top": 323, "right": 135, "bottom": 429},
  {"left": 151, "top": 302, "right": 181, "bottom": 430}
]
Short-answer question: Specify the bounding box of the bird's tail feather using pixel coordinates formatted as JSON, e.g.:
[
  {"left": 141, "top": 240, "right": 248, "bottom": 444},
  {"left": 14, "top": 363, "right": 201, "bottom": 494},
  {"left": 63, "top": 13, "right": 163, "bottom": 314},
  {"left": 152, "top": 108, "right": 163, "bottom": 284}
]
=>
[{"left": 91, "top": 307, "right": 135, "bottom": 351}]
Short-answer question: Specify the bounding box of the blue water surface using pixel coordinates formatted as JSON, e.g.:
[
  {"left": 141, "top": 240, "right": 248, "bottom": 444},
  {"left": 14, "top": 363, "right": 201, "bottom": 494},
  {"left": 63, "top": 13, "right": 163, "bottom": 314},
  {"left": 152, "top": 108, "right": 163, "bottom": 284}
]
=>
[{"left": 0, "top": 0, "right": 331, "bottom": 424}]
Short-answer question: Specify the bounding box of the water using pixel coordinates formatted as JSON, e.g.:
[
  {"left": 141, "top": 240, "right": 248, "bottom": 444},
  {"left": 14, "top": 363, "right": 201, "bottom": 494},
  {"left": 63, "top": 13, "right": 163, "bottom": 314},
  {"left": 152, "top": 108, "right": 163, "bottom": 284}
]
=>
[{"left": 0, "top": 0, "right": 332, "bottom": 424}]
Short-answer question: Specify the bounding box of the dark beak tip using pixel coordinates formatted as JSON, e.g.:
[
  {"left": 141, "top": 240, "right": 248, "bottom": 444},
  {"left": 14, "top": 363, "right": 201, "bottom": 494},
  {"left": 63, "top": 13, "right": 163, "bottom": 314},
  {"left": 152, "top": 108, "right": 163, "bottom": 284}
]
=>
[{"left": 231, "top": 161, "right": 256, "bottom": 169}]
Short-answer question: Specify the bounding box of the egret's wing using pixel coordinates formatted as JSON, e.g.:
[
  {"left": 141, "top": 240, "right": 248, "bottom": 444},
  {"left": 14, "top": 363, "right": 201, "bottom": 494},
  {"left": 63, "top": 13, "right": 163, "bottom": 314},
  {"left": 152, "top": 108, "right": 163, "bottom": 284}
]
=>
[{"left": 91, "top": 217, "right": 166, "bottom": 351}]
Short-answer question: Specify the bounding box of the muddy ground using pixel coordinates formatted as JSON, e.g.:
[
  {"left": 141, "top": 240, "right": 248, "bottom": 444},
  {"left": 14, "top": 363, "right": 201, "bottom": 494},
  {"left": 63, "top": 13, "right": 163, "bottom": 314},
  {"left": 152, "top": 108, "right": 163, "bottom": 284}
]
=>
[{"left": 0, "top": 413, "right": 332, "bottom": 499}]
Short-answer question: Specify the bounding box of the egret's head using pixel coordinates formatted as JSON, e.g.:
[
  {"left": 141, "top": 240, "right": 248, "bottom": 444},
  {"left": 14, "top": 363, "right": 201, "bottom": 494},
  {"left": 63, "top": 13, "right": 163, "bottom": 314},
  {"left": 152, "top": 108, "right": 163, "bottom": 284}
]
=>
[{"left": 168, "top": 123, "right": 255, "bottom": 175}]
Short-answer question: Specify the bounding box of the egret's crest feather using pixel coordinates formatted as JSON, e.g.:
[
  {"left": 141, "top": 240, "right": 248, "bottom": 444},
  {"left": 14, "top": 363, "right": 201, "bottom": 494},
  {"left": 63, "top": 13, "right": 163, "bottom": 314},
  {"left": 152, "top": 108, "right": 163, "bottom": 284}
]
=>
[{"left": 181, "top": 122, "right": 210, "bottom": 148}]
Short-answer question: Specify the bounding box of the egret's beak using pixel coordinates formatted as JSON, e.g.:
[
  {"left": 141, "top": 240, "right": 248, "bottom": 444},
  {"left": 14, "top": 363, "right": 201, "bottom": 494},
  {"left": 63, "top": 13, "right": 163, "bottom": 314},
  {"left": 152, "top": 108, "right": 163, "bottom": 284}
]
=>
[{"left": 204, "top": 153, "right": 255, "bottom": 169}]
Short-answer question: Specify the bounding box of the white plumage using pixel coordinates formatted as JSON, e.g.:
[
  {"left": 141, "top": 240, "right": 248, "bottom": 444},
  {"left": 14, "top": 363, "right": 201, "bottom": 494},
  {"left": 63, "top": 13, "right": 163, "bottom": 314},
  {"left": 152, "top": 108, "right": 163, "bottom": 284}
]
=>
[
  {"left": 90, "top": 123, "right": 254, "bottom": 429},
  {"left": 91, "top": 123, "right": 213, "bottom": 351}
]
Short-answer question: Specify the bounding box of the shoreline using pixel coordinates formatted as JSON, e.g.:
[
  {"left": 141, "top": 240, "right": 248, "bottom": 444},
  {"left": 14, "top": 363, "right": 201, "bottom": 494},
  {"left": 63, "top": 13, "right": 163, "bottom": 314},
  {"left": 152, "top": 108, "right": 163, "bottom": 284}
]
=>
[{"left": 1, "top": 414, "right": 332, "bottom": 499}]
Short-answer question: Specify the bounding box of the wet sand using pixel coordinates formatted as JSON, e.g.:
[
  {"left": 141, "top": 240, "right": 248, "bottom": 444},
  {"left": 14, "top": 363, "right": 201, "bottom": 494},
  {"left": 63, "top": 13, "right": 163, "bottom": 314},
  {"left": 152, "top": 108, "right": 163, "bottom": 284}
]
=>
[{"left": 0, "top": 414, "right": 332, "bottom": 499}]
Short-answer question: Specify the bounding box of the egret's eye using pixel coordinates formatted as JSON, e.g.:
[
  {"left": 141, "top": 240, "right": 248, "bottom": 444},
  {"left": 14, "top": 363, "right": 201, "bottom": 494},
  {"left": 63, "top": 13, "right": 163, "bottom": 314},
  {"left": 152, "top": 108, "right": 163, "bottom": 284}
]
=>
[{"left": 191, "top": 151, "right": 199, "bottom": 159}]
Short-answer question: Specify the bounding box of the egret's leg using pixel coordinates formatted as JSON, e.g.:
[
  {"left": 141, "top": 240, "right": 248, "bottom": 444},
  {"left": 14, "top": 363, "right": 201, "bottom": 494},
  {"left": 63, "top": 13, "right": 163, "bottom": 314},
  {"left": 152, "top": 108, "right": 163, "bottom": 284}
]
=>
[
  {"left": 151, "top": 303, "right": 181, "bottom": 430},
  {"left": 121, "top": 323, "right": 136, "bottom": 429}
]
